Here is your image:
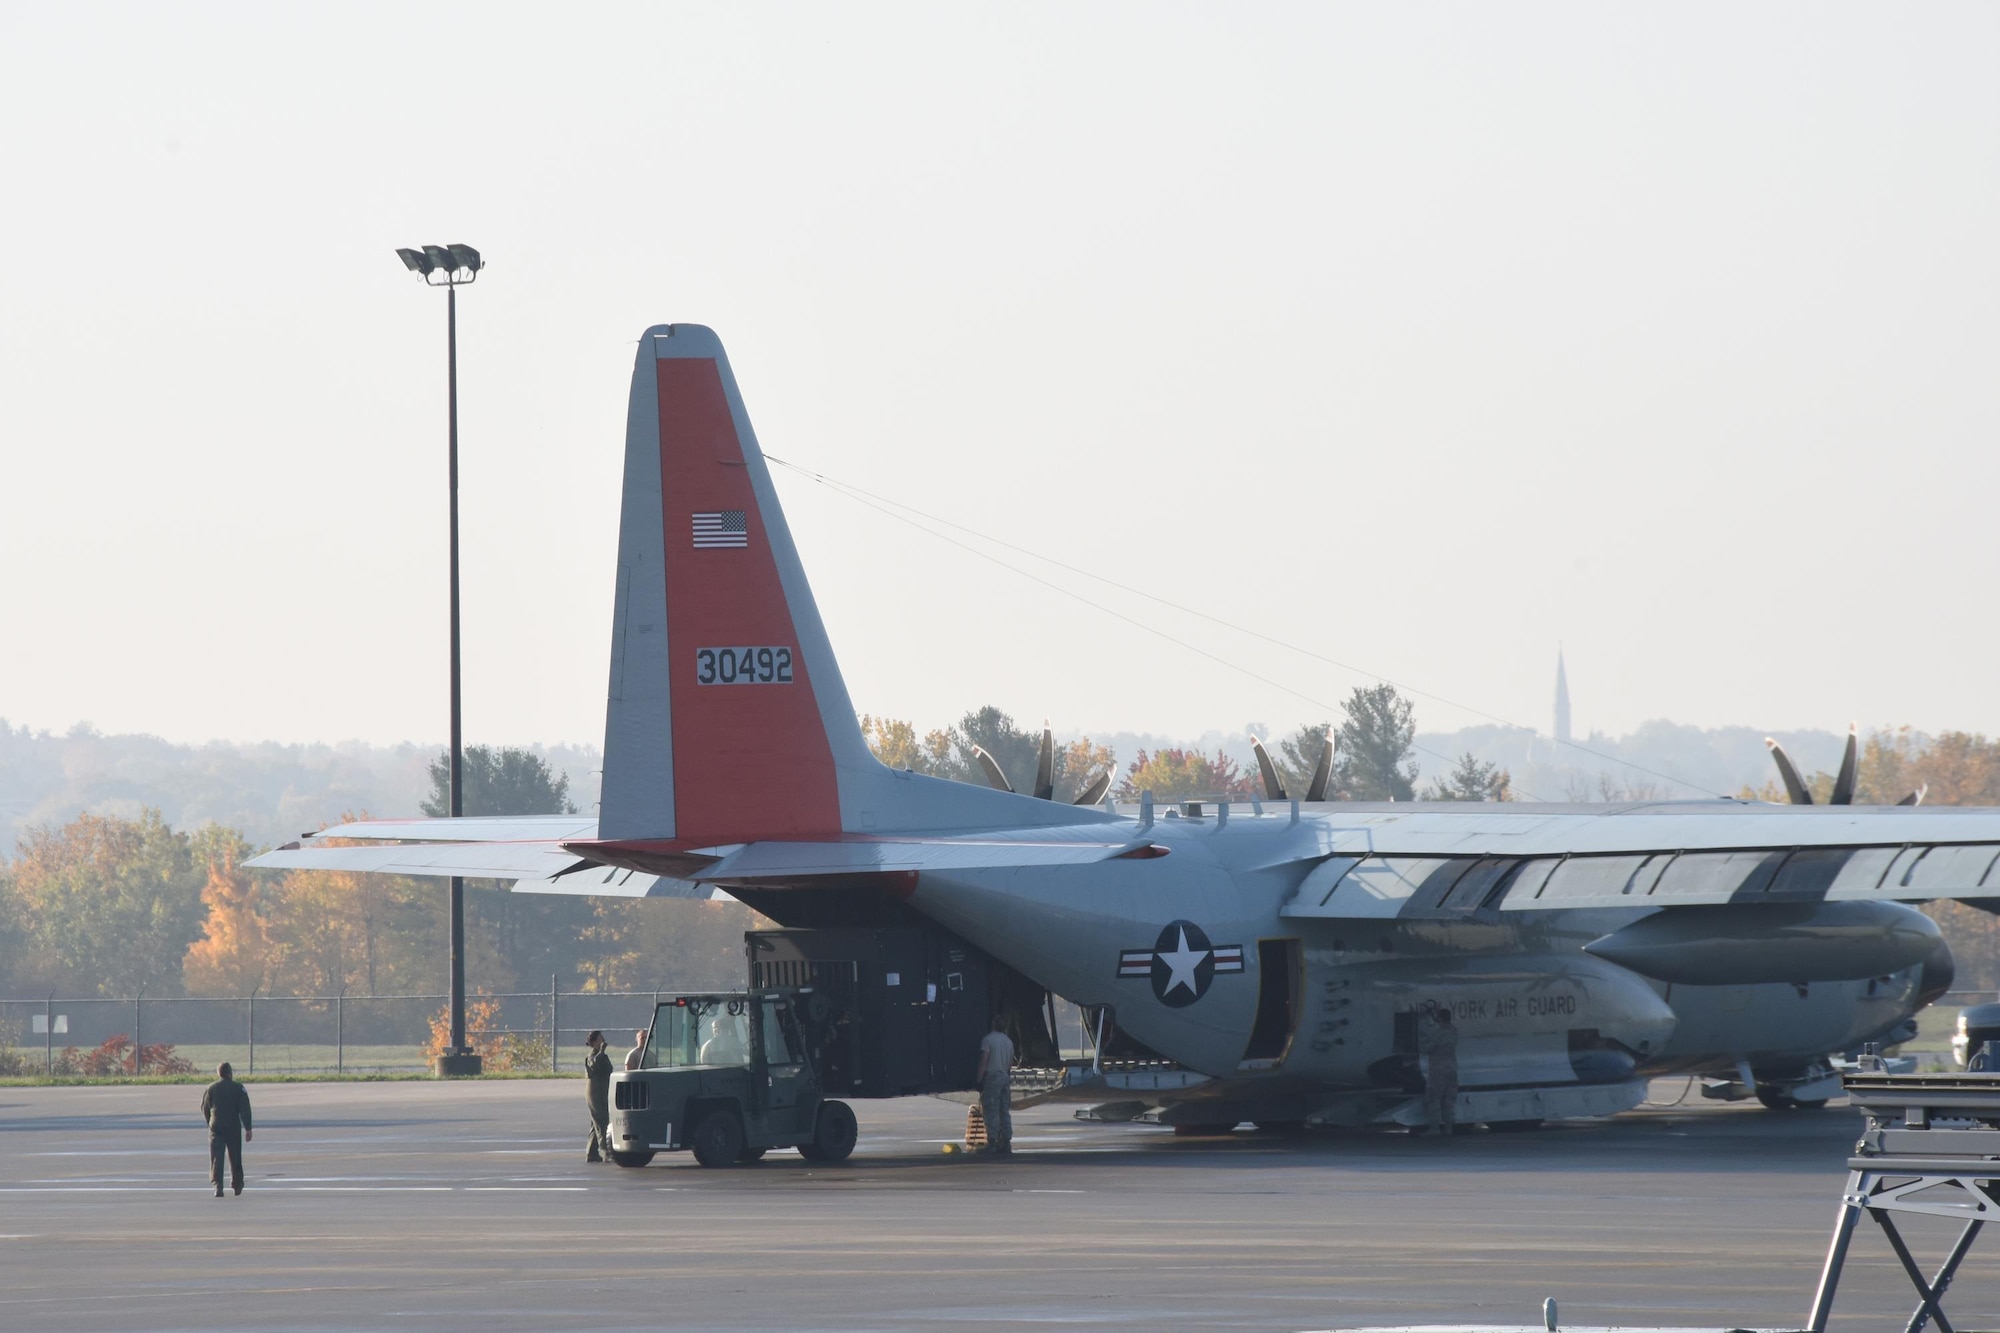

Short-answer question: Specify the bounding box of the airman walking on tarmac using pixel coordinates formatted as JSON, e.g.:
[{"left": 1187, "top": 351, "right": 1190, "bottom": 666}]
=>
[{"left": 200, "top": 1061, "right": 253, "bottom": 1195}]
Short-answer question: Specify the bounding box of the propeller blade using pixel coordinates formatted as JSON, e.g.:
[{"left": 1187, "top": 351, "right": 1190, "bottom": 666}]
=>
[
  {"left": 1034, "top": 722, "right": 1055, "bottom": 802},
  {"left": 1830, "top": 723, "right": 1859, "bottom": 805},
  {"left": 1304, "top": 732, "right": 1335, "bottom": 803},
  {"left": 1072, "top": 769, "right": 1112, "bottom": 805},
  {"left": 1249, "top": 736, "right": 1288, "bottom": 800},
  {"left": 1898, "top": 784, "right": 1928, "bottom": 807},
  {"left": 970, "top": 745, "right": 1014, "bottom": 794},
  {"left": 1766, "top": 738, "right": 1813, "bottom": 805}
]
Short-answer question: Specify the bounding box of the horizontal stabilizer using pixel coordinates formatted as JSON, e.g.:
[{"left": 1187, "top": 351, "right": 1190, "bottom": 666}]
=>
[
  {"left": 246, "top": 841, "right": 586, "bottom": 880},
  {"left": 294, "top": 815, "right": 602, "bottom": 844}
]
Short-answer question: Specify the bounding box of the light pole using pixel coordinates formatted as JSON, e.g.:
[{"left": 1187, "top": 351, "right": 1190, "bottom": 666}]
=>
[{"left": 395, "top": 242, "right": 484, "bottom": 1077}]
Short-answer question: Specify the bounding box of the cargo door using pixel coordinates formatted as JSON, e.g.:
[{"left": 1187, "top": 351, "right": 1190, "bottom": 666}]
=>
[
  {"left": 925, "top": 936, "right": 986, "bottom": 1089},
  {"left": 1240, "top": 938, "right": 1302, "bottom": 1068}
]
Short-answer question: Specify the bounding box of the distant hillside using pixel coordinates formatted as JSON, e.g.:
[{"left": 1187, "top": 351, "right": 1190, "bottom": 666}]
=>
[
  {"left": 1410, "top": 720, "right": 1856, "bottom": 802},
  {"left": 0, "top": 720, "right": 604, "bottom": 855},
  {"left": 0, "top": 714, "right": 1878, "bottom": 862},
  {"left": 1091, "top": 720, "right": 1853, "bottom": 803}
]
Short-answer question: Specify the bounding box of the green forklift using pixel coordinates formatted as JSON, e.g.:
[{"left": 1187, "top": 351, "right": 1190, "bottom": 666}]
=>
[{"left": 607, "top": 989, "right": 858, "bottom": 1168}]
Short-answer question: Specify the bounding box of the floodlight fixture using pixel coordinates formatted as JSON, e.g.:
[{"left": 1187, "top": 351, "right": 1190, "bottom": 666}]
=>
[
  {"left": 390, "top": 239, "right": 489, "bottom": 1074},
  {"left": 396, "top": 242, "right": 483, "bottom": 287}
]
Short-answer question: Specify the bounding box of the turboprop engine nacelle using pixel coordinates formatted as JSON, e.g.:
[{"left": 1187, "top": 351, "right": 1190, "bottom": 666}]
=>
[{"left": 1581, "top": 900, "right": 1941, "bottom": 987}]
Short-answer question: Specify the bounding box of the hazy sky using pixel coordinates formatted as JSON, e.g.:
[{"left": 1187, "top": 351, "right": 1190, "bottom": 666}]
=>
[{"left": 3, "top": 4, "right": 1995, "bottom": 751}]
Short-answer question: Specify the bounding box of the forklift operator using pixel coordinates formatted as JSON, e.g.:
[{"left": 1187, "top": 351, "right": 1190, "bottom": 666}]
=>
[{"left": 698, "top": 1008, "right": 750, "bottom": 1065}]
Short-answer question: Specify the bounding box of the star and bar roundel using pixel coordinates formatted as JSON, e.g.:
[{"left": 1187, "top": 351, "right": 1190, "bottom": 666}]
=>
[{"left": 1117, "top": 920, "right": 1244, "bottom": 1008}]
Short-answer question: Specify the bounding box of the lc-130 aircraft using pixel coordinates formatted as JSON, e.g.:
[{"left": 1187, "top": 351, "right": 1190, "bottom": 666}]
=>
[{"left": 253, "top": 324, "right": 2000, "bottom": 1132}]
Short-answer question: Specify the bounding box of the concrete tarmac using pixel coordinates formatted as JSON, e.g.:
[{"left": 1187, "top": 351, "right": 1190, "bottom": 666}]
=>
[{"left": 0, "top": 1080, "right": 1991, "bottom": 1333}]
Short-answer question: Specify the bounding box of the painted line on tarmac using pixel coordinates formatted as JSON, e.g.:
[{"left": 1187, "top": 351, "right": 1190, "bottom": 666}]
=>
[
  {"left": 0, "top": 1187, "right": 197, "bottom": 1193},
  {"left": 274, "top": 1186, "right": 455, "bottom": 1192}
]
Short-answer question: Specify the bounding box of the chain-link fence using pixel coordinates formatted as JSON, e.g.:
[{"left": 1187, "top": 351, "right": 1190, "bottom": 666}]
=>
[
  {"left": 0, "top": 983, "right": 675, "bottom": 1077},
  {"left": 6, "top": 983, "right": 1967, "bottom": 1079}
]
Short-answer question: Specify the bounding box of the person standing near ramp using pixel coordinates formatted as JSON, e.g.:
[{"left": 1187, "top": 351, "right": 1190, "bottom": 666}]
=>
[
  {"left": 1418, "top": 1008, "right": 1459, "bottom": 1136},
  {"left": 583, "top": 1030, "right": 613, "bottom": 1162},
  {"left": 200, "top": 1061, "right": 253, "bottom": 1196},
  {"left": 974, "top": 1017, "right": 1015, "bottom": 1156}
]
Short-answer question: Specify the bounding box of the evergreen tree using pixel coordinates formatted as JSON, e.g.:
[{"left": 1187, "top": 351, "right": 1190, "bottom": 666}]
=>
[
  {"left": 1335, "top": 684, "right": 1420, "bottom": 801},
  {"left": 1423, "top": 752, "right": 1513, "bottom": 802},
  {"left": 423, "top": 746, "right": 576, "bottom": 817}
]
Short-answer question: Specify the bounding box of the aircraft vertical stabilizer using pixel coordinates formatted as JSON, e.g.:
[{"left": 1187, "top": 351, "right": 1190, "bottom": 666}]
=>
[{"left": 598, "top": 326, "right": 1106, "bottom": 846}]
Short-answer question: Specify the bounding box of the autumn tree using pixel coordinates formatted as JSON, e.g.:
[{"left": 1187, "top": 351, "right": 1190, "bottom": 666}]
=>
[
  {"left": 0, "top": 862, "right": 23, "bottom": 992},
  {"left": 9, "top": 809, "right": 207, "bottom": 996},
  {"left": 578, "top": 897, "right": 774, "bottom": 993},
  {"left": 863, "top": 708, "right": 1112, "bottom": 803},
  {"left": 1424, "top": 753, "right": 1513, "bottom": 802},
  {"left": 860, "top": 716, "right": 937, "bottom": 773},
  {"left": 182, "top": 826, "right": 272, "bottom": 995},
  {"left": 1115, "top": 748, "right": 1259, "bottom": 802}
]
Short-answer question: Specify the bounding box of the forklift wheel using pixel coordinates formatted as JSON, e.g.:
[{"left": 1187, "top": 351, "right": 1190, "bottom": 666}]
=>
[
  {"left": 608, "top": 1148, "right": 656, "bottom": 1168},
  {"left": 799, "top": 1100, "right": 858, "bottom": 1163},
  {"left": 690, "top": 1109, "right": 747, "bottom": 1168}
]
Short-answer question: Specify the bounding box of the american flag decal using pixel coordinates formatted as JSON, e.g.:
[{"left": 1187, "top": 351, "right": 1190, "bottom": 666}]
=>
[{"left": 691, "top": 511, "right": 748, "bottom": 548}]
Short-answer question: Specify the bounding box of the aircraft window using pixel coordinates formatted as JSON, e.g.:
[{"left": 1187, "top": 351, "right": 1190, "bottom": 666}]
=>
[
  {"left": 760, "top": 1001, "right": 797, "bottom": 1067},
  {"left": 1879, "top": 846, "right": 1927, "bottom": 890},
  {"left": 1828, "top": 846, "right": 1902, "bottom": 894},
  {"left": 1418, "top": 859, "right": 1476, "bottom": 898},
  {"left": 1905, "top": 845, "right": 2000, "bottom": 894},
  {"left": 1329, "top": 858, "right": 1452, "bottom": 913},
  {"left": 1502, "top": 859, "right": 1561, "bottom": 905},
  {"left": 1440, "top": 858, "right": 1519, "bottom": 911},
  {"left": 1649, "top": 851, "right": 1783, "bottom": 900},
  {"left": 1298, "top": 856, "right": 1363, "bottom": 909},
  {"left": 1626, "top": 854, "right": 1670, "bottom": 897},
  {"left": 1536, "top": 855, "right": 1650, "bottom": 901},
  {"left": 1767, "top": 848, "right": 1852, "bottom": 898}
]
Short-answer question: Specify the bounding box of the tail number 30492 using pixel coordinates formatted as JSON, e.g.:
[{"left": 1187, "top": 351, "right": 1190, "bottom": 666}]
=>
[{"left": 695, "top": 646, "right": 794, "bottom": 686}]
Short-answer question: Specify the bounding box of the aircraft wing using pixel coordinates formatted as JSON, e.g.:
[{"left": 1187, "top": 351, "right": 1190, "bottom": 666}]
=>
[
  {"left": 245, "top": 818, "right": 1146, "bottom": 896},
  {"left": 244, "top": 817, "right": 703, "bottom": 899},
  {"left": 1280, "top": 801, "right": 2000, "bottom": 917}
]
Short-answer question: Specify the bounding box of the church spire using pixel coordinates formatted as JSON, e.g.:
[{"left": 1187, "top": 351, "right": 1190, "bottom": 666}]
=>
[{"left": 1554, "top": 647, "right": 1572, "bottom": 743}]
